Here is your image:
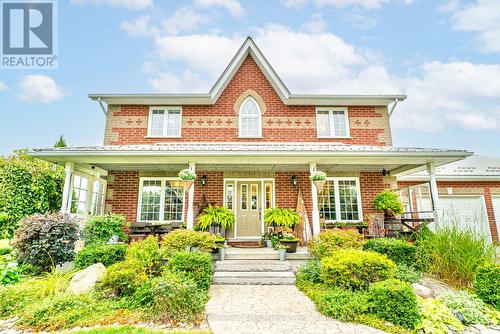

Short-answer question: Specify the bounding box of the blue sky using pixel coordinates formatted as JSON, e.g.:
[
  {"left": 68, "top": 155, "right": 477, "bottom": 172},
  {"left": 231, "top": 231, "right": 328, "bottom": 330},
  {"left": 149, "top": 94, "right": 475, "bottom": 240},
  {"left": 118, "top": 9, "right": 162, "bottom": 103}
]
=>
[{"left": 1, "top": 0, "right": 499, "bottom": 155}]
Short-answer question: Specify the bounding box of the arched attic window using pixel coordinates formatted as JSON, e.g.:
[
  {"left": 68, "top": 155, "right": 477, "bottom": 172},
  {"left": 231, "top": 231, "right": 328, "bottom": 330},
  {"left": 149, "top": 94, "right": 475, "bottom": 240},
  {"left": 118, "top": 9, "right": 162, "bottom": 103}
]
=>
[{"left": 239, "top": 96, "right": 262, "bottom": 137}]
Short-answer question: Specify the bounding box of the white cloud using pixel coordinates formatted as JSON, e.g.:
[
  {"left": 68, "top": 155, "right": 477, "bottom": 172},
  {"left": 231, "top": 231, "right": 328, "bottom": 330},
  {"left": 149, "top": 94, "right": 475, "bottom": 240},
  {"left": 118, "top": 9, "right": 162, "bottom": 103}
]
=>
[
  {"left": 301, "top": 13, "right": 327, "bottom": 33},
  {"left": 315, "top": 0, "right": 388, "bottom": 9},
  {"left": 0, "top": 81, "right": 6, "bottom": 91},
  {"left": 71, "top": 0, "right": 152, "bottom": 10},
  {"left": 282, "top": 0, "right": 309, "bottom": 8},
  {"left": 449, "top": 0, "right": 500, "bottom": 53},
  {"left": 18, "top": 75, "right": 65, "bottom": 103},
  {"left": 194, "top": 0, "right": 244, "bottom": 17},
  {"left": 120, "top": 15, "right": 153, "bottom": 37}
]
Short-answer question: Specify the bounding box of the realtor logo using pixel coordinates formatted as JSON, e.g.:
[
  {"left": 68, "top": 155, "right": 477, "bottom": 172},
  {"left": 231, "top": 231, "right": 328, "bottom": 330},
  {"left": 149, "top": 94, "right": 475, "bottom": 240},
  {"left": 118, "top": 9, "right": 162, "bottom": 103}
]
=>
[{"left": 1, "top": 0, "right": 58, "bottom": 69}]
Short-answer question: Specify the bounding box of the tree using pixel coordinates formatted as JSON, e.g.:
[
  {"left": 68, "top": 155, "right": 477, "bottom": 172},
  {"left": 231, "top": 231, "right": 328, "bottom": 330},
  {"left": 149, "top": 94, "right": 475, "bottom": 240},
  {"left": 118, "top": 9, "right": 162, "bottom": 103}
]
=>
[
  {"left": 54, "top": 135, "right": 66, "bottom": 148},
  {"left": 0, "top": 150, "right": 64, "bottom": 227}
]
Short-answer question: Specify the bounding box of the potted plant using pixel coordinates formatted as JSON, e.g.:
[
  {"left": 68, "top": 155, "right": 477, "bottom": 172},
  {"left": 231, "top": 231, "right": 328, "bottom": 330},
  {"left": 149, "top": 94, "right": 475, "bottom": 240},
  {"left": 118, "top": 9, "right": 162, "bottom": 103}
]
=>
[
  {"left": 279, "top": 233, "right": 300, "bottom": 253},
  {"left": 264, "top": 208, "right": 301, "bottom": 230},
  {"left": 178, "top": 168, "right": 197, "bottom": 191},
  {"left": 261, "top": 232, "right": 273, "bottom": 248},
  {"left": 309, "top": 170, "right": 327, "bottom": 193},
  {"left": 197, "top": 205, "right": 235, "bottom": 238},
  {"left": 217, "top": 238, "right": 227, "bottom": 261},
  {"left": 276, "top": 243, "right": 288, "bottom": 261},
  {"left": 373, "top": 190, "right": 404, "bottom": 218}
]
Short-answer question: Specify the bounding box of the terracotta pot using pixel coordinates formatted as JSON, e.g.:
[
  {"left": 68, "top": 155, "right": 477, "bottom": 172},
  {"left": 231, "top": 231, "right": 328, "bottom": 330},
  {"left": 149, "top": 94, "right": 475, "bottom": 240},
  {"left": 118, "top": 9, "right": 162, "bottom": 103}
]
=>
[{"left": 313, "top": 179, "right": 326, "bottom": 193}]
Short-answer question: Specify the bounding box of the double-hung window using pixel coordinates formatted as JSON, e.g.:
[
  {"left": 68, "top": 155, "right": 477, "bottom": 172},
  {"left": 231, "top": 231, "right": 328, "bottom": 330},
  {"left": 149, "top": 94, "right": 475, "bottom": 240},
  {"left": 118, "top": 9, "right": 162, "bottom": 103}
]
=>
[
  {"left": 148, "top": 107, "right": 182, "bottom": 137},
  {"left": 318, "top": 177, "right": 362, "bottom": 222},
  {"left": 239, "top": 97, "right": 262, "bottom": 137},
  {"left": 316, "top": 107, "right": 350, "bottom": 138},
  {"left": 137, "top": 178, "right": 185, "bottom": 222}
]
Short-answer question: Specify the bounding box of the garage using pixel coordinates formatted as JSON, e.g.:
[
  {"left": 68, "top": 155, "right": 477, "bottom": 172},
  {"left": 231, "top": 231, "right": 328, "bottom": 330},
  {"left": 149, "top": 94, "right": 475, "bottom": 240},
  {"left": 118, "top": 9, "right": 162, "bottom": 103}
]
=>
[{"left": 417, "top": 195, "right": 491, "bottom": 242}]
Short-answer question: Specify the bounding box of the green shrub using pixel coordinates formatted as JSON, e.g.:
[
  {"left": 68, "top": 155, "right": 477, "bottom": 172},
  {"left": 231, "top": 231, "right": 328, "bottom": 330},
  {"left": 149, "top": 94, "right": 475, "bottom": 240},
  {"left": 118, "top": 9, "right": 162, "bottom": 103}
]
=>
[
  {"left": 99, "top": 259, "right": 148, "bottom": 296},
  {"left": 312, "top": 287, "right": 369, "bottom": 321},
  {"left": 196, "top": 205, "right": 234, "bottom": 231},
  {"left": 395, "top": 264, "right": 422, "bottom": 283},
  {"left": 474, "top": 263, "right": 500, "bottom": 309},
  {"left": 75, "top": 244, "right": 127, "bottom": 269},
  {"left": 363, "top": 238, "right": 416, "bottom": 266},
  {"left": 166, "top": 252, "right": 212, "bottom": 291},
  {"left": 0, "top": 263, "right": 20, "bottom": 286},
  {"left": 308, "top": 229, "right": 363, "bottom": 258},
  {"left": 126, "top": 236, "right": 163, "bottom": 276},
  {"left": 0, "top": 246, "right": 12, "bottom": 255},
  {"left": 416, "top": 225, "right": 495, "bottom": 288},
  {"left": 439, "top": 290, "right": 492, "bottom": 325},
  {"left": 83, "top": 214, "right": 129, "bottom": 245},
  {"left": 0, "top": 150, "right": 64, "bottom": 224},
  {"left": 133, "top": 270, "right": 208, "bottom": 323},
  {"left": 296, "top": 259, "right": 322, "bottom": 284},
  {"left": 417, "top": 297, "right": 465, "bottom": 334},
  {"left": 0, "top": 213, "right": 17, "bottom": 239},
  {"left": 320, "top": 249, "right": 396, "bottom": 290},
  {"left": 368, "top": 279, "right": 420, "bottom": 329},
  {"left": 373, "top": 190, "right": 404, "bottom": 216},
  {"left": 161, "top": 229, "right": 217, "bottom": 254},
  {"left": 14, "top": 212, "right": 80, "bottom": 270}
]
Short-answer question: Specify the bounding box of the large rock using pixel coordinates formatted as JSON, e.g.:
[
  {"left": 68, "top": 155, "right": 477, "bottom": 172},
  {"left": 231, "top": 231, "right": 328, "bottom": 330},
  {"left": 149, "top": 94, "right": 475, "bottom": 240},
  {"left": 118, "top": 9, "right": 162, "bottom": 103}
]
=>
[
  {"left": 68, "top": 263, "right": 106, "bottom": 294},
  {"left": 412, "top": 283, "right": 433, "bottom": 299},
  {"left": 418, "top": 277, "right": 454, "bottom": 298}
]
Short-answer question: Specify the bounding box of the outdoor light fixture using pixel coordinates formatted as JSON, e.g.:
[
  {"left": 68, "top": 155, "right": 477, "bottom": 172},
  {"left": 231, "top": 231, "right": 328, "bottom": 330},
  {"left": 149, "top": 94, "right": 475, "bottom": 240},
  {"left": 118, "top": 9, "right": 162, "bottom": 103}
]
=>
[
  {"left": 291, "top": 175, "right": 298, "bottom": 186},
  {"left": 200, "top": 175, "right": 207, "bottom": 186},
  {"left": 381, "top": 169, "right": 390, "bottom": 176}
]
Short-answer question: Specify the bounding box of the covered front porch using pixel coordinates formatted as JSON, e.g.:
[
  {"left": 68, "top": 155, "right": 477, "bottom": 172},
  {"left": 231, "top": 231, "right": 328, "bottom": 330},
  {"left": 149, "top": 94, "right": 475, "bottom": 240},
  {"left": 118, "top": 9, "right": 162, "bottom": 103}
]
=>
[{"left": 31, "top": 143, "right": 471, "bottom": 242}]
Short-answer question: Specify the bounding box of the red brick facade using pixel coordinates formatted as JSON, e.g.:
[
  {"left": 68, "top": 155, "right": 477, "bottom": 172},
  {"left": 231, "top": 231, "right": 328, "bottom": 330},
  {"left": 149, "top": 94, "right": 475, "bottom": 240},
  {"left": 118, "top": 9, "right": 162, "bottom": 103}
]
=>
[
  {"left": 398, "top": 180, "right": 500, "bottom": 242},
  {"left": 104, "top": 56, "right": 392, "bottom": 146}
]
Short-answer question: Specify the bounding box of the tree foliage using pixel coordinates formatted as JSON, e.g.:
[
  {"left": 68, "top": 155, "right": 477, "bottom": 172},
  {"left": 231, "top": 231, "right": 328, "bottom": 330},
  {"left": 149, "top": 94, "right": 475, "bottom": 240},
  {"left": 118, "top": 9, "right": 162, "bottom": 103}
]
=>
[
  {"left": 53, "top": 135, "right": 67, "bottom": 148},
  {"left": 0, "top": 150, "right": 64, "bottom": 226}
]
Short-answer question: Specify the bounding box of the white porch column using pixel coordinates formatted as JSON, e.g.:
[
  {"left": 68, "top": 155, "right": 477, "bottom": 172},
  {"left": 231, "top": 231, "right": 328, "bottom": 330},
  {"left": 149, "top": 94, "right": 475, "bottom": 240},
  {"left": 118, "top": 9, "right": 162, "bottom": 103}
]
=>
[
  {"left": 186, "top": 162, "right": 196, "bottom": 230},
  {"left": 310, "top": 162, "right": 321, "bottom": 237},
  {"left": 427, "top": 163, "right": 440, "bottom": 225},
  {"left": 61, "top": 162, "right": 74, "bottom": 213}
]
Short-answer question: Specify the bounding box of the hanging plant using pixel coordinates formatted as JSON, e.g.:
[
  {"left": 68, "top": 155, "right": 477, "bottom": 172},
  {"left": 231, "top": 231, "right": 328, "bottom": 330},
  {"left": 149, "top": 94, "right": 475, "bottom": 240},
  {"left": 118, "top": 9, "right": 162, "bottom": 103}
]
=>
[
  {"left": 309, "top": 171, "right": 327, "bottom": 193},
  {"left": 178, "top": 168, "right": 196, "bottom": 191}
]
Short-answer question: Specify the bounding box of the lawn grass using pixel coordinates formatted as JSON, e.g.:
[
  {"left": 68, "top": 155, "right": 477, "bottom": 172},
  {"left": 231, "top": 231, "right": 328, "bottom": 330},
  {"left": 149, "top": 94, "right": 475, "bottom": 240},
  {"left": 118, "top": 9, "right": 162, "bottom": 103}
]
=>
[{"left": 66, "top": 325, "right": 212, "bottom": 334}]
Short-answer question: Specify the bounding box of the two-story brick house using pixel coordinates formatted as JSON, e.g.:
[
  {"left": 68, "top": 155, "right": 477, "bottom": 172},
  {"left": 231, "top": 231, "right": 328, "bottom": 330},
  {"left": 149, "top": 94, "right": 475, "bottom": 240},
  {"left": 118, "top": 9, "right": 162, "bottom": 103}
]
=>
[{"left": 31, "top": 37, "right": 471, "bottom": 243}]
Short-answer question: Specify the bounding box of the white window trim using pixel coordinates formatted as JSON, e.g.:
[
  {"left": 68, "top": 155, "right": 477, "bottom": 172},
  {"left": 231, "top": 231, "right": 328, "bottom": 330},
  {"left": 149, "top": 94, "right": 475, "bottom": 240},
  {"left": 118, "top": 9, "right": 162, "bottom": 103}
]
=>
[
  {"left": 320, "top": 177, "right": 363, "bottom": 222},
  {"left": 146, "top": 106, "right": 182, "bottom": 138},
  {"left": 238, "top": 96, "right": 262, "bottom": 138},
  {"left": 316, "top": 107, "right": 351, "bottom": 138},
  {"left": 91, "top": 178, "right": 107, "bottom": 216},
  {"left": 136, "top": 177, "right": 186, "bottom": 223}
]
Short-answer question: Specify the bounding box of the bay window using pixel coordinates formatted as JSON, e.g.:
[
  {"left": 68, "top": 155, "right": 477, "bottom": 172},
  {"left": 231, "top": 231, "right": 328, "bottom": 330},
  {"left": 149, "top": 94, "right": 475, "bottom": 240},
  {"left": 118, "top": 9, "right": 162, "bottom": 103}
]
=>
[
  {"left": 318, "top": 177, "right": 362, "bottom": 221},
  {"left": 138, "top": 178, "right": 185, "bottom": 222}
]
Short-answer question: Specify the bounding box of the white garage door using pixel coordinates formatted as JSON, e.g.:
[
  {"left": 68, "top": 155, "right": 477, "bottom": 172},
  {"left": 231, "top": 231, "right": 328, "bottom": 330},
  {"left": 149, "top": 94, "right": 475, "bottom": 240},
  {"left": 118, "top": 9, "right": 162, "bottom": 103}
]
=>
[
  {"left": 417, "top": 195, "right": 491, "bottom": 241},
  {"left": 492, "top": 196, "right": 500, "bottom": 239}
]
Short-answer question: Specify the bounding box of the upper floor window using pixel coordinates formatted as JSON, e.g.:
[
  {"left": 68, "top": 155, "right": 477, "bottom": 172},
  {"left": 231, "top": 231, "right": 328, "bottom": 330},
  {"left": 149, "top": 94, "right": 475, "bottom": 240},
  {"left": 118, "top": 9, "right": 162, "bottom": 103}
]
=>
[
  {"left": 239, "top": 97, "right": 262, "bottom": 137},
  {"left": 316, "top": 107, "right": 350, "bottom": 138},
  {"left": 148, "top": 107, "right": 181, "bottom": 137}
]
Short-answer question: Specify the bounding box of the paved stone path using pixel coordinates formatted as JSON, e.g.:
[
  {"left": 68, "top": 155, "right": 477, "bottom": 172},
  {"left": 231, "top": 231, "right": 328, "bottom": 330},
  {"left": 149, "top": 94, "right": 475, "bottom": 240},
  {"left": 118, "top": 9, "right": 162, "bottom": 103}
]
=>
[{"left": 206, "top": 285, "right": 385, "bottom": 334}]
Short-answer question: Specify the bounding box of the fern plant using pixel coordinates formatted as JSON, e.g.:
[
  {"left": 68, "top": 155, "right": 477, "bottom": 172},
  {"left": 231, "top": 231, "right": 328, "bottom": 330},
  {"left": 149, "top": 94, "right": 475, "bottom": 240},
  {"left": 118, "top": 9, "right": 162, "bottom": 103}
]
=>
[
  {"left": 196, "top": 205, "right": 235, "bottom": 231},
  {"left": 373, "top": 190, "right": 404, "bottom": 217},
  {"left": 264, "top": 208, "right": 301, "bottom": 228}
]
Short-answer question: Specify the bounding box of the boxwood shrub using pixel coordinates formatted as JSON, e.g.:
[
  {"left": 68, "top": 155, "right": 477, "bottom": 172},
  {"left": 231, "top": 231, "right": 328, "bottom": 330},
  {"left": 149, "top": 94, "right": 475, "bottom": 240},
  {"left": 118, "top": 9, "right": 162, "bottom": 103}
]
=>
[
  {"left": 368, "top": 279, "right": 420, "bottom": 329},
  {"left": 308, "top": 229, "right": 363, "bottom": 258},
  {"left": 474, "top": 263, "right": 500, "bottom": 309},
  {"left": 363, "top": 238, "right": 416, "bottom": 267},
  {"left": 166, "top": 251, "right": 212, "bottom": 291},
  {"left": 312, "top": 287, "right": 369, "bottom": 321},
  {"left": 320, "top": 249, "right": 397, "bottom": 290},
  {"left": 75, "top": 244, "right": 127, "bottom": 269}
]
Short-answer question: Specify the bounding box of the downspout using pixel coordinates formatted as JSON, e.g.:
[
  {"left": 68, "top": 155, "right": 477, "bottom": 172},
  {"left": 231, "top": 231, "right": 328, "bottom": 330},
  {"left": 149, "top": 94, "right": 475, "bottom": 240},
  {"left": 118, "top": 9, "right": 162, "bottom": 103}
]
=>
[
  {"left": 97, "top": 97, "right": 107, "bottom": 116},
  {"left": 388, "top": 98, "right": 399, "bottom": 117}
]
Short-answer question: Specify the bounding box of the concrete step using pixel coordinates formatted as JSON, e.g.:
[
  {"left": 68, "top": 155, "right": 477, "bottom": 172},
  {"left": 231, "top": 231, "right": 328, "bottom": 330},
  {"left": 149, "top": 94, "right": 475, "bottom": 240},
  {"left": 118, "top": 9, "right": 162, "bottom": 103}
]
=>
[
  {"left": 215, "top": 260, "right": 291, "bottom": 272},
  {"left": 224, "top": 252, "right": 311, "bottom": 260},
  {"left": 213, "top": 271, "right": 296, "bottom": 285}
]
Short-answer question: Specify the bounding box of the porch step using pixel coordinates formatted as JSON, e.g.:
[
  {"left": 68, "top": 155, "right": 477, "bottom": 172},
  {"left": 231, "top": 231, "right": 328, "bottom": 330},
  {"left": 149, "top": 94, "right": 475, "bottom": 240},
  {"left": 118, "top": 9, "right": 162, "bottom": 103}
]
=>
[
  {"left": 213, "top": 271, "right": 296, "bottom": 285},
  {"left": 214, "top": 260, "right": 291, "bottom": 272},
  {"left": 224, "top": 252, "right": 311, "bottom": 260}
]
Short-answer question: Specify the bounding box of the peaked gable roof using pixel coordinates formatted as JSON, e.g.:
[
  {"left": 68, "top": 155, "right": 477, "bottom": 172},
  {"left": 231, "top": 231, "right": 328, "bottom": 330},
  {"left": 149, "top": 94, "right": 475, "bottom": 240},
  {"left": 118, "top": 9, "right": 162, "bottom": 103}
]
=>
[{"left": 89, "top": 37, "right": 406, "bottom": 109}]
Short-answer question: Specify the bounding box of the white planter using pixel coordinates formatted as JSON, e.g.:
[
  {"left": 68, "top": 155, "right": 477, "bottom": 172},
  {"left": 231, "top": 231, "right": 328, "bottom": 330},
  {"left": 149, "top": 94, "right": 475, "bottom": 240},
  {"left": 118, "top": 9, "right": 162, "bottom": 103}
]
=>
[
  {"left": 278, "top": 248, "right": 286, "bottom": 261},
  {"left": 219, "top": 248, "right": 226, "bottom": 261},
  {"left": 266, "top": 240, "right": 273, "bottom": 248},
  {"left": 109, "top": 235, "right": 119, "bottom": 243}
]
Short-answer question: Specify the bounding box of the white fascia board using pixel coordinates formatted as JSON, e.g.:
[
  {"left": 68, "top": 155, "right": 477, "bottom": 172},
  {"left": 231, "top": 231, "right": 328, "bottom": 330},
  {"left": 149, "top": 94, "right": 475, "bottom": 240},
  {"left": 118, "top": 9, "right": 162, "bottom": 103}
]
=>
[{"left": 398, "top": 175, "right": 500, "bottom": 182}]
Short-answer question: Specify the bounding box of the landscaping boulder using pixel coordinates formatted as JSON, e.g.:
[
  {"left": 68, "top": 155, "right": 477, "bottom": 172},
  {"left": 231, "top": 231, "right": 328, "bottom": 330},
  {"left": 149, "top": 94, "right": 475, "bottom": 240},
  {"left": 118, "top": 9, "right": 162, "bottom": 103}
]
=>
[
  {"left": 68, "top": 263, "right": 106, "bottom": 294},
  {"left": 418, "top": 277, "right": 454, "bottom": 298},
  {"left": 411, "top": 283, "right": 432, "bottom": 299}
]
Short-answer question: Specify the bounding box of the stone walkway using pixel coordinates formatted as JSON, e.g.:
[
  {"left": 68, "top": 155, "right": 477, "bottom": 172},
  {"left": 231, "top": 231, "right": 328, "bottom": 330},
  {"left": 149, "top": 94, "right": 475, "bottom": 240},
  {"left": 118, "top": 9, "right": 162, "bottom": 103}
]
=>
[{"left": 206, "top": 285, "right": 385, "bottom": 334}]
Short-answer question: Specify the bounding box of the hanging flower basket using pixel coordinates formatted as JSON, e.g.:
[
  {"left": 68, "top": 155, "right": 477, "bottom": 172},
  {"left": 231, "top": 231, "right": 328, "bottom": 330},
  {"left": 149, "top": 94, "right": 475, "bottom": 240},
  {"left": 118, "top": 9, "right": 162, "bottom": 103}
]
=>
[
  {"left": 178, "top": 168, "right": 196, "bottom": 191},
  {"left": 309, "top": 171, "right": 327, "bottom": 193}
]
